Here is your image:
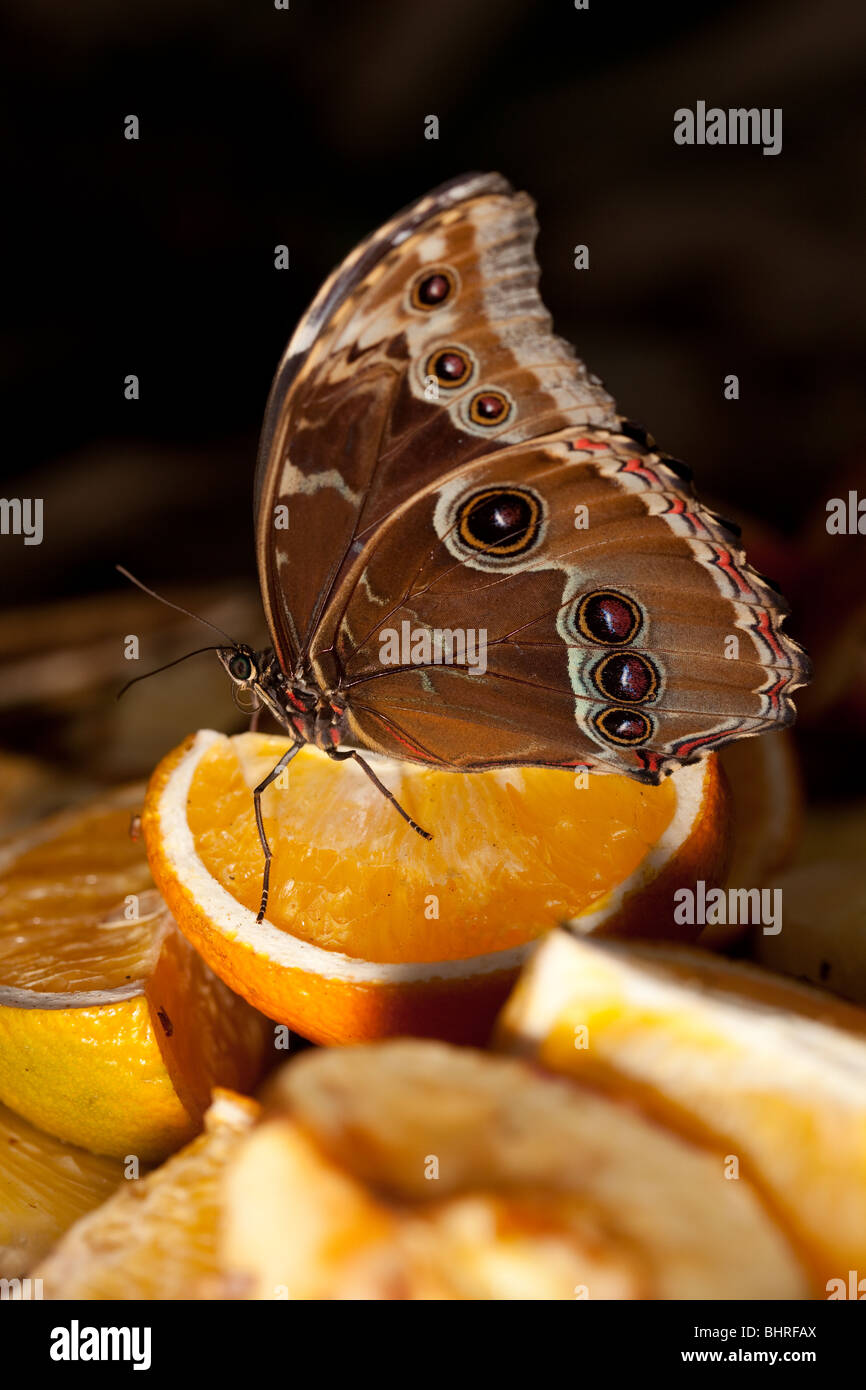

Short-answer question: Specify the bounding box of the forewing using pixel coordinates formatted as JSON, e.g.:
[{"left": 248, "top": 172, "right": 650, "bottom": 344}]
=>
[{"left": 254, "top": 172, "right": 615, "bottom": 675}]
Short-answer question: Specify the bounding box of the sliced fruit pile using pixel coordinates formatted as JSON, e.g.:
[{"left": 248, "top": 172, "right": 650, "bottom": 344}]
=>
[
  {"left": 35, "top": 1043, "right": 808, "bottom": 1301},
  {"left": 142, "top": 729, "right": 729, "bottom": 1044},
  {"left": 219, "top": 1041, "right": 807, "bottom": 1300},
  {"left": 497, "top": 931, "right": 866, "bottom": 1292},
  {"left": 4, "top": 717, "right": 864, "bottom": 1302}
]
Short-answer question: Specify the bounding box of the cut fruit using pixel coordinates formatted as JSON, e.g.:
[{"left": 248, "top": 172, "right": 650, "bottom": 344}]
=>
[
  {"left": 221, "top": 1041, "right": 808, "bottom": 1300},
  {"left": 753, "top": 799, "right": 866, "bottom": 1006},
  {"left": 707, "top": 731, "right": 803, "bottom": 950},
  {"left": 143, "top": 730, "right": 730, "bottom": 1045},
  {"left": 34, "top": 1090, "right": 259, "bottom": 1299},
  {"left": 497, "top": 931, "right": 866, "bottom": 1292},
  {"left": 0, "top": 1099, "right": 124, "bottom": 1281},
  {"left": 0, "top": 787, "right": 272, "bottom": 1160}
]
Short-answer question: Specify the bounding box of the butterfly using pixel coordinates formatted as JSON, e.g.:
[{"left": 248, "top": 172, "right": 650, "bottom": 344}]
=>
[{"left": 215, "top": 172, "right": 810, "bottom": 920}]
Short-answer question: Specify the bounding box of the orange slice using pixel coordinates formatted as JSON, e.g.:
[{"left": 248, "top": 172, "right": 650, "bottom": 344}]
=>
[
  {"left": 34, "top": 1090, "right": 259, "bottom": 1299},
  {"left": 753, "top": 798, "right": 866, "bottom": 1005},
  {"left": 221, "top": 1042, "right": 807, "bottom": 1300},
  {"left": 497, "top": 931, "right": 866, "bottom": 1292},
  {"left": 0, "top": 788, "right": 272, "bottom": 1160},
  {"left": 143, "top": 730, "right": 730, "bottom": 1044},
  {"left": 706, "top": 731, "right": 803, "bottom": 949},
  {"left": 0, "top": 1099, "right": 124, "bottom": 1282}
]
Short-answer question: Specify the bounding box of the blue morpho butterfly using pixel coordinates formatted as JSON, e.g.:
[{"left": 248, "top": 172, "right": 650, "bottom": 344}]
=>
[{"left": 120, "top": 173, "right": 809, "bottom": 922}]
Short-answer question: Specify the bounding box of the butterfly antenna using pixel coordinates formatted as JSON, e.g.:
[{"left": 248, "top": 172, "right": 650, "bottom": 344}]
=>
[
  {"left": 115, "top": 564, "right": 238, "bottom": 645},
  {"left": 116, "top": 646, "right": 225, "bottom": 700}
]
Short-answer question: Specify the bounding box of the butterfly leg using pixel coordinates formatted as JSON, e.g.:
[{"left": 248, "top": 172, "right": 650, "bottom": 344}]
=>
[
  {"left": 253, "top": 741, "right": 303, "bottom": 923},
  {"left": 326, "top": 748, "right": 432, "bottom": 841}
]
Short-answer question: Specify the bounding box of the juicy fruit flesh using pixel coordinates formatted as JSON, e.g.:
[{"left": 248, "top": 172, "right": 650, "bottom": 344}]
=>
[
  {"left": 0, "top": 1100, "right": 123, "bottom": 1279},
  {"left": 223, "top": 1116, "right": 648, "bottom": 1300},
  {"left": 223, "top": 1041, "right": 808, "bottom": 1300},
  {"left": 33, "top": 1091, "right": 259, "bottom": 1300},
  {"left": 186, "top": 735, "right": 677, "bottom": 963},
  {"left": 497, "top": 934, "right": 866, "bottom": 1287},
  {"left": 0, "top": 794, "right": 158, "bottom": 992},
  {"left": 0, "top": 788, "right": 271, "bottom": 1161}
]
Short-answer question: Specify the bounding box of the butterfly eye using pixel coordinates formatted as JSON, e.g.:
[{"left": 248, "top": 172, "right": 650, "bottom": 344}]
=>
[
  {"left": 427, "top": 347, "right": 473, "bottom": 388},
  {"left": 456, "top": 487, "right": 543, "bottom": 557},
  {"left": 593, "top": 651, "right": 658, "bottom": 704},
  {"left": 593, "top": 707, "right": 653, "bottom": 746},
  {"left": 575, "top": 590, "right": 643, "bottom": 646},
  {"left": 411, "top": 269, "right": 456, "bottom": 310},
  {"left": 229, "top": 653, "right": 254, "bottom": 682},
  {"left": 469, "top": 390, "right": 511, "bottom": 426}
]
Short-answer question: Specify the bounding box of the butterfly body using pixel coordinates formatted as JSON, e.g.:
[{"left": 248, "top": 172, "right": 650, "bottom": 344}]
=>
[
  {"left": 216, "top": 643, "right": 347, "bottom": 751},
  {"left": 233, "top": 172, "right": 808, "bottom": 796}
]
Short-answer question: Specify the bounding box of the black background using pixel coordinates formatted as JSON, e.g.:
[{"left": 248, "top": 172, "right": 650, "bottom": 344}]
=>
[
  {"left": 14, "top": 1297, "right": 859, "bottom": 1372},
  {"left": 3, "top": 0, "right": 865, "bottom": 607}
]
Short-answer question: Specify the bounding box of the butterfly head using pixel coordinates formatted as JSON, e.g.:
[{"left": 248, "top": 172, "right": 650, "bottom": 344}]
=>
[
  {"left": 217, "top": 643, "right": 262, "bottom": 688},
  {"left": 217, "top": 643, "right": 344, "bottom": 747},
  {"left": 217, "top": 642, "right": 288, "bottom": 719}
]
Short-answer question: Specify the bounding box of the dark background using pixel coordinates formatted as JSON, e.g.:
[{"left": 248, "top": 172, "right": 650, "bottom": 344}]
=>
[{"left": 0, "top": 0, "right": 864, "bottom": 784}]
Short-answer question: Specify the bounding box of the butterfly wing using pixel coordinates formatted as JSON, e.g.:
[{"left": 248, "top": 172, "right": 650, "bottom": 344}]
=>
[
  {"left": 309, "top": 426, "right": 809, "bottom": 779},
  {"left": 255, "top": 172, "right": 615, "bottom": 678},
  {"left": 256, "top": 172, "right": 809, "bottom": 778}
]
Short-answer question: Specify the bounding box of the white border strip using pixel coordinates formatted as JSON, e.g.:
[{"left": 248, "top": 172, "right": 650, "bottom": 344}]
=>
[
  {"left": 0, "top": 982, "right": 146, "bottom": 1010},
  {"left": 0, "top": 978, "right": 146, "bottom": 1011}
]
